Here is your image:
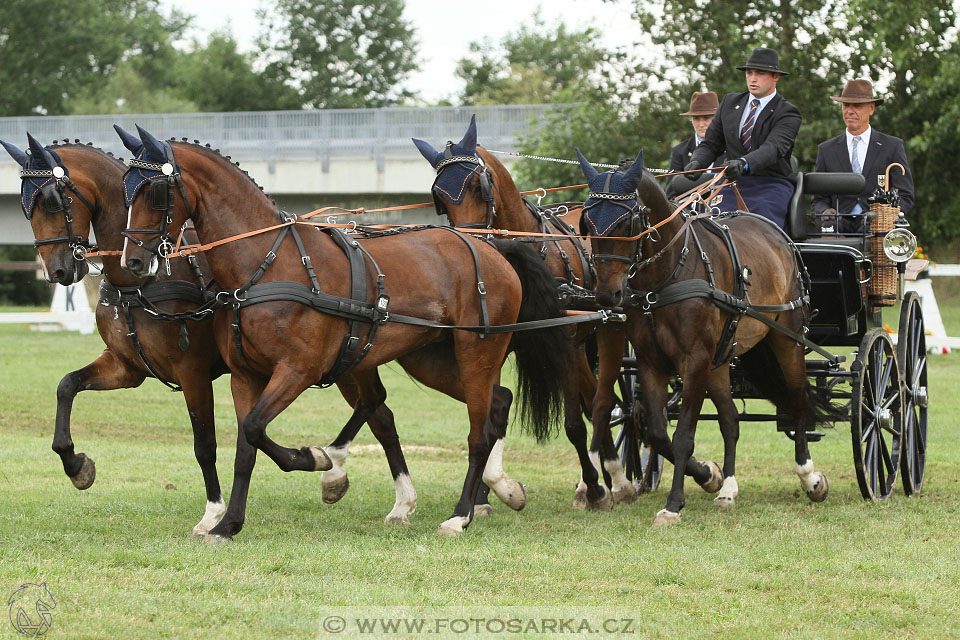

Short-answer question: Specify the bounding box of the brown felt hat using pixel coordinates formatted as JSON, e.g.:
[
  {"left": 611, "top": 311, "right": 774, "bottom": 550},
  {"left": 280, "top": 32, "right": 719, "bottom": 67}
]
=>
[
  {"left": 830, "top": 78, "right": 884, "bottom": 105},
  {"left": 679, "top": 91, "right": 719, "bottom": 116}
]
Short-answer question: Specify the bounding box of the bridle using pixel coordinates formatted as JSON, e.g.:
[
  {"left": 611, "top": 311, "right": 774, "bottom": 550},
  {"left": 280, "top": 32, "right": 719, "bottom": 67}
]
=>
[
  {"left": 20, "top": 154, "right": 97, "bottom": 262},
  {"left": 431, "top": 142, "right": 497, "bottom": 228},
  {"left": 122, "top": 140, "right": 194, "bottom": 272},
  {"left": 583, "top": 170, "right": 651, "bottom": 270}
]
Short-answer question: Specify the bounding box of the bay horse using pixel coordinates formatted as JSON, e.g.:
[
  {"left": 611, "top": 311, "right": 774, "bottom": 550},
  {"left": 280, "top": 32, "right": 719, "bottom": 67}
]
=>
[
  {"left": 0, "top": 133, "right": 416, "bottom": 535},
  {"left": 412, "top": 116, "right": 634, "bottom": 511},
  {"left": 119, "top": 126, "right": 571, "bottom": 539},
  {"left": 1, "top": 133, "right": 229, "bottom": 535},
  {"left": 578, "top": 150, "right": 835, "bottom": 526}
]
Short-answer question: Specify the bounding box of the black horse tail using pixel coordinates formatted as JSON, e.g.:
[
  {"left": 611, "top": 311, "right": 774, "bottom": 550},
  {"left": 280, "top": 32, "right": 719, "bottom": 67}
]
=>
[
  {"left": 491, "top": 239, "right": 571, "bottom": 443},
  {"left": 736, "top": 342, "right": 843, "bottom": 431}
]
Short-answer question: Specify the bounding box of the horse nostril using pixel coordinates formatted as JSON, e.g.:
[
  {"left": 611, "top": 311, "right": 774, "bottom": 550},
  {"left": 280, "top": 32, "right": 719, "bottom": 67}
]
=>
[{"left": 126, "top": 257, "right": 142, "bottom": 274}]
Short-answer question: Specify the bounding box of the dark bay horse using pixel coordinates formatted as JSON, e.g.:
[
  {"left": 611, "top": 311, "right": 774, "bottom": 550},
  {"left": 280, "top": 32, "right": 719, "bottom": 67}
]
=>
[
  {"left": 0, "top": 134, "right": 230, "bottom": 535},
  {"left": 120, "top": 126, "right": 571, "bottom": 539},
  {"left": 412, "top": 116, "right": 634, "bottom": 510},
  {"left": 578, "top": 150, "right": 834, "bottom": 526}
]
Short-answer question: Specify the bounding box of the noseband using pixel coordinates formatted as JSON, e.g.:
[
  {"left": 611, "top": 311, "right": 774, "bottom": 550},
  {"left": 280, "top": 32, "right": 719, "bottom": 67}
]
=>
[
  {"left": 20, "top": 161, "right": 96, "bottom": 261},
  {"left": 122, "top": 141, "right": 194, "bottom": 269},
  {"left": 432, "top": 142, "right": 497, "bottom": 228}
]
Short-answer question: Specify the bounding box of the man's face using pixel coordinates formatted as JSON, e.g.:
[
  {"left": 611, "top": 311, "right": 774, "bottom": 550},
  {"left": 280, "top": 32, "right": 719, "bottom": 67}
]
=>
[
  {"left": 691, "top": 115, "right": 713, "bottom": 138},
  {"left": 841, "top": 101, "right": 875, "bottom": 135},
  {"left": 745, "top": 69, "right": 779, "bottom": 98}
]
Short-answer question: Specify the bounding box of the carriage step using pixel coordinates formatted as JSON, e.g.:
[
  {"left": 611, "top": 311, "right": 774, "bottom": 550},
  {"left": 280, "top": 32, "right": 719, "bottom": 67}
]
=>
[{"left": 784, "top": 431, "right": 825, "bottom": 442}]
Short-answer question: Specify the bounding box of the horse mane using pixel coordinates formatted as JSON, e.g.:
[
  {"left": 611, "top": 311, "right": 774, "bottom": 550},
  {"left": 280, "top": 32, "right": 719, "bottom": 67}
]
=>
[
  {"left": 638, "top": 169, "right": 673, "bottom": 220},
  {"left": 47, "top": 140, "right": 126, "bottom": 169},
  {"left": 170, "top": 139, "right": 276, "bottom": 206}
]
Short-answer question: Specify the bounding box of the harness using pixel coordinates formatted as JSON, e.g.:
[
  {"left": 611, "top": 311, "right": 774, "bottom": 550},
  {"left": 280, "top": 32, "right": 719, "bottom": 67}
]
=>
[
  {"left": 98, "top": 253, "right": 214, "bottom": 391},
  {"left": 19, "top": 156, "right": 96, "bottom": 261},
  {"left": 432, "top": 149, "right": 597, "bottom": 309}
]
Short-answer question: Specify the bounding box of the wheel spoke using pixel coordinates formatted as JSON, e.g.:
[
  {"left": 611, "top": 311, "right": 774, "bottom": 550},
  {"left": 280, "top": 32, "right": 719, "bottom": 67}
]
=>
[
  {"left": 910, "top": 355, "right": 926, "bottom": 389},
  {"left": 880, "top": 432, "right": 894, "bottom": 476},
  {"left": 860, "top": 420, "right": 875, "bottom": 444},
  {"left": 869, "top": 431, "right": 879, "bottom": 496}
]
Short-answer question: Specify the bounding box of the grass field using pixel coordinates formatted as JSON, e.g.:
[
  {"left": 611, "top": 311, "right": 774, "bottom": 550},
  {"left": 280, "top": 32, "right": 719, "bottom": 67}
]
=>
[{"left": 1, "top": 292, "right": 959, "bottom": 639}]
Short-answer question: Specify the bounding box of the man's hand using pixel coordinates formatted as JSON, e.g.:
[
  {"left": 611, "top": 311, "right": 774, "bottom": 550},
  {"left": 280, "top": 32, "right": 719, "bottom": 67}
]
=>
[
  {"left": 683, "top": 159, "right": 703, "bottom": 174},
  {"left": 821, "top": 208, "right": 838, "bottom": 216},
  {"left": 722, "top": 158, "right": 747, "bottom": 180}
]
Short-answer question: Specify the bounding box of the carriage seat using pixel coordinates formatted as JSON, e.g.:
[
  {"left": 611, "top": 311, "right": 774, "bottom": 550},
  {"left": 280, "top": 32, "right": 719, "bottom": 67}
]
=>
[{"left": 794, "top": 172, "right": 868, "bottom": 248}]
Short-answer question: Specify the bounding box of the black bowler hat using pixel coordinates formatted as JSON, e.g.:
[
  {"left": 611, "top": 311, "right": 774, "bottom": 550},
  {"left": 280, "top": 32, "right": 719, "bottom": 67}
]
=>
[{"left": 736, "top": 47, "right": 789, "bottom": 76}]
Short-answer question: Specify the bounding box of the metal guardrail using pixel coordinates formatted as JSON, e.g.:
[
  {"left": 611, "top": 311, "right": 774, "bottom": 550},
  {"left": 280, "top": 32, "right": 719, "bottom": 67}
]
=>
[{"left": 0, "top": 104, "right": 563, "bottom": 162}]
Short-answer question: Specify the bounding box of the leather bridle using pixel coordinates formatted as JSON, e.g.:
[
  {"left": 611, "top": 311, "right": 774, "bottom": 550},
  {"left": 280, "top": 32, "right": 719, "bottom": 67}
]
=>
[
  {"left": 582, "top": 171, "right": 651, "bottom": 269},
  {"left": 20, "top": 155, "right": 97, "bottom": 262},
  {"left": 431, "top": 142, "right": 497, "bottom": 228}
]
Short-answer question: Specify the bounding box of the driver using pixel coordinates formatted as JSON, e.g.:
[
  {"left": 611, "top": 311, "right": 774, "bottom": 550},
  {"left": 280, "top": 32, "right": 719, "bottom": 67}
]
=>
[{"left": 684, "top": 47, "right": 801, "bottom": 229}]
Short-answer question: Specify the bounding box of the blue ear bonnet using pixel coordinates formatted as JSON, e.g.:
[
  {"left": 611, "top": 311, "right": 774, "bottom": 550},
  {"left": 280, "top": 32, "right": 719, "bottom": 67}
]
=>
[
  {"left": 428, "top": 141, "right": 484, "bottom": 205},
  {"left": 122, "top": 139, "right": 179, "bottom": 208},
  {"left": 581, "top": 171, "right": 640, "bottom": 237},
  {"left": 22, "top": 147, "right": 68, "bottom": 218}
]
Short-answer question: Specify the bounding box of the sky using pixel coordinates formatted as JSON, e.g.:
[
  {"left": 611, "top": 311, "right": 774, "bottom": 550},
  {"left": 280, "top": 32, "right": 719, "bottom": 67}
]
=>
[{"left": 161, "top": 0, "right": 640, "bottom": 103}]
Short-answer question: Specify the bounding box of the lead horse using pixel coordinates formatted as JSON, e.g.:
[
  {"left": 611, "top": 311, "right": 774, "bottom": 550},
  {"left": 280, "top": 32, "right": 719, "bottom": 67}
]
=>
[
  {"left": 579, "top": 150, "right": 836, "bottom": 526},
  {"left": 412, "top": 116, "right": 634, "bottom": 510},
  {"left": 119, "top": 126, "right": 571, "bottom": 538}
]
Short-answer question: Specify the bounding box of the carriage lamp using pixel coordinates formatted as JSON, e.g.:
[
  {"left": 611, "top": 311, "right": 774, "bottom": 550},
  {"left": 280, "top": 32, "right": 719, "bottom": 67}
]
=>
[{"left": 883, "top": 227, "right": 917, "bottom": 263}]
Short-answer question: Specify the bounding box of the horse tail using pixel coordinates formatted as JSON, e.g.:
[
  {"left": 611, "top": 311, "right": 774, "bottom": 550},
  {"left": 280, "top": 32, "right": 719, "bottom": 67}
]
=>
[
  {"left": 491, "top": 239, "right": 571, "bottom": 443},
  {"left": 736, "top": 342, "right": 842, "bottom": 430}
]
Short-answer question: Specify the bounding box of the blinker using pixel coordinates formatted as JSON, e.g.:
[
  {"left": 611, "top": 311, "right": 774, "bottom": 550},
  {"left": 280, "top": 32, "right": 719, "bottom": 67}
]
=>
[
  {"left": 40, "top": 182, "right": 65, "bottom": 213},
  {"left": 148, "top": 180, "right": 169, "bottom": 211}
]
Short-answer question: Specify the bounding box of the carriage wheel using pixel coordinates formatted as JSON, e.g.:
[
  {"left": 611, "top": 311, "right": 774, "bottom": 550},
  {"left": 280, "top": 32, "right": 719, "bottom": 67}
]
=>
[
  {"left": 612, "top": 346, "right": 665, "bottom": 492},
  {"left": 897, "top": 291, "right": 928, "bottom": 495},
  {"left": 851, "top": 328, "right": 903, "bottom": 501}
]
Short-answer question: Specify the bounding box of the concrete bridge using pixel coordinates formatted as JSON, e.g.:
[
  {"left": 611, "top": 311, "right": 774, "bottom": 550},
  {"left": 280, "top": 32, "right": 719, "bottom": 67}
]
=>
[{"left": 0, "top": 105, "right": 559, "bottom": 245}]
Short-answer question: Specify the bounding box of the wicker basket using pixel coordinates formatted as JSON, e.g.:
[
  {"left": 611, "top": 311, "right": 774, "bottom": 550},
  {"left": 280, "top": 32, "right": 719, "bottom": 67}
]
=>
[{"left": 868, "top": 202, "right": 899, "bottom": 309}]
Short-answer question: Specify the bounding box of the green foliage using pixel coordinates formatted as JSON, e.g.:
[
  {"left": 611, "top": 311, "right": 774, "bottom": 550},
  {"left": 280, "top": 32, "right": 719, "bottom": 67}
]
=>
[
  {"left": 456, "top": 16, "right": 609, "bottom": 105},
  {"left": 256, "top": 0, "right": 418, "bottom": 108},
  {"left": 69, "top": 63, "right": 200, "bottom": 115},
  {"left": 0, "top": 0, "right": 189, "bottom": 116}
]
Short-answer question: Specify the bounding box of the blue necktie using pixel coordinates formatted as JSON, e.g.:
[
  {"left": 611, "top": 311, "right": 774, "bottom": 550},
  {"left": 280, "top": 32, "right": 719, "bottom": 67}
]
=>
[
  {"left": 739, "top": 99, "right": 759, "bottom": 151},
  {"left": 851, "top": 136, "right": 864, "bottom": 217}
]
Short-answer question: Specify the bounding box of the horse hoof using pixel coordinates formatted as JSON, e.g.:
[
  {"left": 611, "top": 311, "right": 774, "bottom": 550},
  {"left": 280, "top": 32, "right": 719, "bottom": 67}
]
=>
[
  {"left": 322, "top": 474, "right": 349, "bottom": 504},
  {"left": 308, "top": 446, "right": 332, "bottom": 471},
  {"left": 473, "top": 504, "right": 493, "bottom": 517},
  {"left": 613, "top": 484, "right": 638, "bottom": 504},
  {"left": 699, "top": 460, "right": 723, "bottom": 494},
  {"left": 496, "top": 480, "right": 526, "bottom": 511},
  {"left": 201, "top": 532, "right": 232, "bottom": 544},
  {"left": 587, "top": 486, "right": 614, "bottom": 512},
  {"left": 69, "top": 454, "right": 96, "bottom": 490},
  {"left": 384, "top": 514, "right": 412, "bottom": 526},
  {"left": 713, "top": 495, "right": 735, "bottom": 510},
  {"left": 571, "top": 487, "right": 588, "bottom": 510},
  {"left": 652, "top": 509, "right": 681, "bottom": 528},
  {"left": 805, "top": 472, "right": 829, "bottom": 503}
]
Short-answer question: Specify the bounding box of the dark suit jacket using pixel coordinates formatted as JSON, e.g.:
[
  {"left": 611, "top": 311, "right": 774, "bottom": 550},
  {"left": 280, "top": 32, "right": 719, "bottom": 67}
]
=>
[
  {"left": 691, "top": 91, "right": 801, "bottom": 179},
  {"left": 666, "top": 136, "right": 728, "bottom": 198},
  {"left": 810, "top": 129, "right": 914, "bottom": 215}
]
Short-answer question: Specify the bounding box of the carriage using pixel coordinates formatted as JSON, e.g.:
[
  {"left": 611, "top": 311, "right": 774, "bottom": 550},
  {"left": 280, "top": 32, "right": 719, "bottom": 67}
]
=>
[{"left": 612, "top": 165, "right": 928, "bottom": 503}]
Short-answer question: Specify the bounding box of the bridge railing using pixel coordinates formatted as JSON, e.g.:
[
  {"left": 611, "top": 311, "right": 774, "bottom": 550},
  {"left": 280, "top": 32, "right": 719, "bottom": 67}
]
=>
[{"left": 0, "top": 104, "right": 565, "bottom": 162}]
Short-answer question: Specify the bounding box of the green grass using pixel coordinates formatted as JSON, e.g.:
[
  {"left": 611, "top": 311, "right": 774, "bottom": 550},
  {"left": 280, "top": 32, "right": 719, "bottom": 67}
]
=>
[{"left": 1, "top": 315, "right": 959, "bottom": 639}]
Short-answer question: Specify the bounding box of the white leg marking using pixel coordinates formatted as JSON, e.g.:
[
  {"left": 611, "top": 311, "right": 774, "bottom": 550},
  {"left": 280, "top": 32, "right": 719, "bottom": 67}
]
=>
[
  {"left": 321, "top": 443, "right": 351, "bottom": 503},
  {"left": 482, "top": 439, "right": 526, "bottom": 510},
  {"left": 718, "top": 476, "right": 739, "bottom": 501},
  {"left": 604, "top": 458, "right": 631, "bottom": 494},
  {"left": 384, "top": 473, "right": 417, "bottom": 525},
  {"left": 652, "top": 508, "right": 681, "bottom": 528},
  {"left": 437, "top": 514, "right": 471, "bottom": 536},
  {"left": 192, "top": 499, "right": 226, "bottom": 536},
  {"left": 795, "top": 459, "right": 819, "bottom": 493}
]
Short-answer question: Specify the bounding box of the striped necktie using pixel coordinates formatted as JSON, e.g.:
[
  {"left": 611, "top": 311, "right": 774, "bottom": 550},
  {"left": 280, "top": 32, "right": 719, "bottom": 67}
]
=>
[
  {"left": 739, "top": 99, "right": 760, "bottom": 151},
  {"left": 851, "top": 135, "right": 862, "bottom": 174}
]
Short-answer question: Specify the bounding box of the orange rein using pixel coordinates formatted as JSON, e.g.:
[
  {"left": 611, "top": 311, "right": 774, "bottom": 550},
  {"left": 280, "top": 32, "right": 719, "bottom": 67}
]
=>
[{"left": 82, "top": 167, "right": 735, "bottom": 260}]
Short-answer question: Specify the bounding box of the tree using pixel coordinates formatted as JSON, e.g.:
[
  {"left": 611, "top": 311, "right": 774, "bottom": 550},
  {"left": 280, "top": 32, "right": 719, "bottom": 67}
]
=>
[
  {"left": 455, "top": 16, "right": 609, "bottom": 105},
  {"left": 0, "top": 0, "right": 189, "bottom": 116},
  {"left": 69, "top": 62, "right": 199, "bottom": 115},
  {"left": 256, "top": 0, "right": 419, "bottom": 109}
]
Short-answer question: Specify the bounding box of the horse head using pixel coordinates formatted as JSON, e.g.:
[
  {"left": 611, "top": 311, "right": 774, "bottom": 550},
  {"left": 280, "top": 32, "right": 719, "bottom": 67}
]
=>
[
  {"left": 0, "top": 134, "right": 105, "bottom": 285},
  {"left": 412, "top": 114, "right": 505, "bottom": 228},
  {"left": 577, "top": 149, "right": 650, "bottom": 307}
]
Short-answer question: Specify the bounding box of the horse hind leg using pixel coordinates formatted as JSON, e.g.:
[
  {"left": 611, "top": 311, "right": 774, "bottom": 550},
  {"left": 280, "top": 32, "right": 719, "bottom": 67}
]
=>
[
  {"left": 53, "top": 349, "right": 146, "bottom": 489},
  {"left": 707, "top": 369, "right": 740, "bottom": 509},
  {"left": 175, "top": 370, "right": 225, "bottom": 536},
  {"left": 481, "top": 385, "right": 526, "bottom": 511}
]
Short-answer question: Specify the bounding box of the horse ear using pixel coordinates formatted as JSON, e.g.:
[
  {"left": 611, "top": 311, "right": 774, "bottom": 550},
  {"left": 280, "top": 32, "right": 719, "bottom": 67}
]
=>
[
  {"left": 458, "top": 114, "right": 478, "bottom": 153},
  {"left": 135, "top": 124, "right": 165, "bottom": 159},
  {"left": 575, "top": 149, "right": 599, "bottom": 180},
  {"left": 412, "top": 138, "right": 441, "bottom": 168},
  {"left": 0, "top": 139, "right": 27, "bottom": 167},
  {"left": 26, "top": 132, "right": 50, "bottom": 167},
  {"left": 622, "top": 150, "right": 645, "bottom": 188},
  {"left": 113, "top": 124, "right": 143, "bottom": 155}
]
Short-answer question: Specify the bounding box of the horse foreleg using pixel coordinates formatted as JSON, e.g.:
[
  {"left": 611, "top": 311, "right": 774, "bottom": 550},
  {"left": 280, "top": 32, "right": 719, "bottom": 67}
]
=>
[
  {"left": 53, "top": 348, "right": 146, "bottom": 489},
  {"left": 706, "top": 367, "right": 740, "bottom": 509},
  {"left": 175, "top": 371, "right": 225, "bottom": 536},
  {"left": 481, "top": 385, "right": 526, "bottom": 510}
]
